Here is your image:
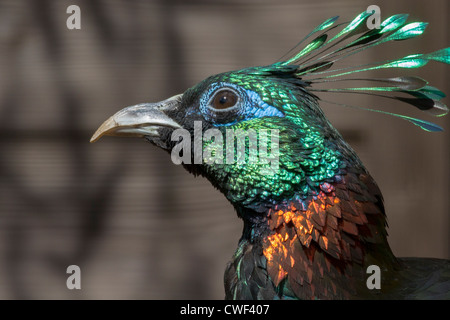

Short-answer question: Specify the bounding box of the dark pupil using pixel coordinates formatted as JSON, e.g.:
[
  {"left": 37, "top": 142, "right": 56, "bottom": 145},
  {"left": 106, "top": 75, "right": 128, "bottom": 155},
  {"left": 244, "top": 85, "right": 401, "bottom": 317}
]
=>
[{"left": 212, "top": 90, "right": 238, "bottom": 109}]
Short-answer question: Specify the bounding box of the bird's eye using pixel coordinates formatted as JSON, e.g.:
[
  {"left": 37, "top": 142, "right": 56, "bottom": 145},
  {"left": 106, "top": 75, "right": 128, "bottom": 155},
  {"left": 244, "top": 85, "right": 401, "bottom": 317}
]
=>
[{"left": 211, "top": 89, "right": 238, "bottom": 110}]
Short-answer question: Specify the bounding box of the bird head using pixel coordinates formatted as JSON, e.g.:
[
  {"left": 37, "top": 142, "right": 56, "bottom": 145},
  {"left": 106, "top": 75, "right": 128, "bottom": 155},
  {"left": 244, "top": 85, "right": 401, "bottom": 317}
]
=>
[{"left": 90, "top": 64, "right": 345, "bottom": 218}]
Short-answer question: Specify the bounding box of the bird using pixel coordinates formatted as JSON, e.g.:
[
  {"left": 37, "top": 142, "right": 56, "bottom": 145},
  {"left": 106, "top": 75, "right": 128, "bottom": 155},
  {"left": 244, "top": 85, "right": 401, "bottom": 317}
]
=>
[{"left": 90, "top": 11, "right": 450, "bottom": 299}]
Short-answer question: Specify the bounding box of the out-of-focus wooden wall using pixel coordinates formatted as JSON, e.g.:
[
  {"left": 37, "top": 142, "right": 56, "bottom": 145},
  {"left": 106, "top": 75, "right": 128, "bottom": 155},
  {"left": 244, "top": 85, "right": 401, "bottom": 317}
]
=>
[{"left": 0, "top": 0, "right": 448, "bottom": 299}]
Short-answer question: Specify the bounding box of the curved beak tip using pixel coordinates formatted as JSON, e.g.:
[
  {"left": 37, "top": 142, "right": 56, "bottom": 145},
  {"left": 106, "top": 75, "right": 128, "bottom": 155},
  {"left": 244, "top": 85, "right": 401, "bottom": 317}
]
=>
[{"left": 90, "top": 117, "right": 117, "bottom": 143}]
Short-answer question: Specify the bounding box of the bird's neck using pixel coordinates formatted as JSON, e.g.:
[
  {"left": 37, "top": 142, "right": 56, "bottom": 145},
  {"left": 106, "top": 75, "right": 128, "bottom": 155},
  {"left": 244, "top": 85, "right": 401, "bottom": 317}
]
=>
[{"left": 231, "top": 164, "right": 400, "bottom": 299}]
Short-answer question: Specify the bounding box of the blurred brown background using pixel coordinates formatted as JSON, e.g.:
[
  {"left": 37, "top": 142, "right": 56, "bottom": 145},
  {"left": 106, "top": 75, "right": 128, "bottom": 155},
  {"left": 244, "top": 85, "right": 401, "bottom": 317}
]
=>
[{"left": 0, "top": 0, "right": 448, "bottom": 299}]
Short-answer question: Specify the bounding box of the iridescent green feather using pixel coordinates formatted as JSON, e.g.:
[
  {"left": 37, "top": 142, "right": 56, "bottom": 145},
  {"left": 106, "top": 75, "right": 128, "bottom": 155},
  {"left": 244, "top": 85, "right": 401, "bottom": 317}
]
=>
[
  {"left": 278, "top": 11, "right": 449, "bottom": 131},
  {"left": 281, "top": 16, "right": 339, "bottom": 64},
  {"left": 285, "top": 34, "right": 328, "bottom": 65},
  {"left": 327, "top": 11, "right": 372, "bottom": 43}
]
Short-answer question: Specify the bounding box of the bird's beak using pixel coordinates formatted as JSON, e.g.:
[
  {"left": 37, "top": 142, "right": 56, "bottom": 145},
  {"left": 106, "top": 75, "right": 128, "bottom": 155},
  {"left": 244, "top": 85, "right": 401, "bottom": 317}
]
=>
[{"left": 90, "top": 94, "right": 183, "bottom": 143}]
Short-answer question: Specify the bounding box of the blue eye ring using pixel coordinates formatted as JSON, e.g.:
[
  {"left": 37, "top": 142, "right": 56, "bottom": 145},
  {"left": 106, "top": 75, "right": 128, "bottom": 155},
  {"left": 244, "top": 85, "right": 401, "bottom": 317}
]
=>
[
  {"left": 199, "top": 81, "right": 285, "bottom": 126},
  {"left": 200, "top": 82, "right": 248, "bottom": 124},
  {"left": 207, "top": 87, "right": 241, "bottom": 112}
]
